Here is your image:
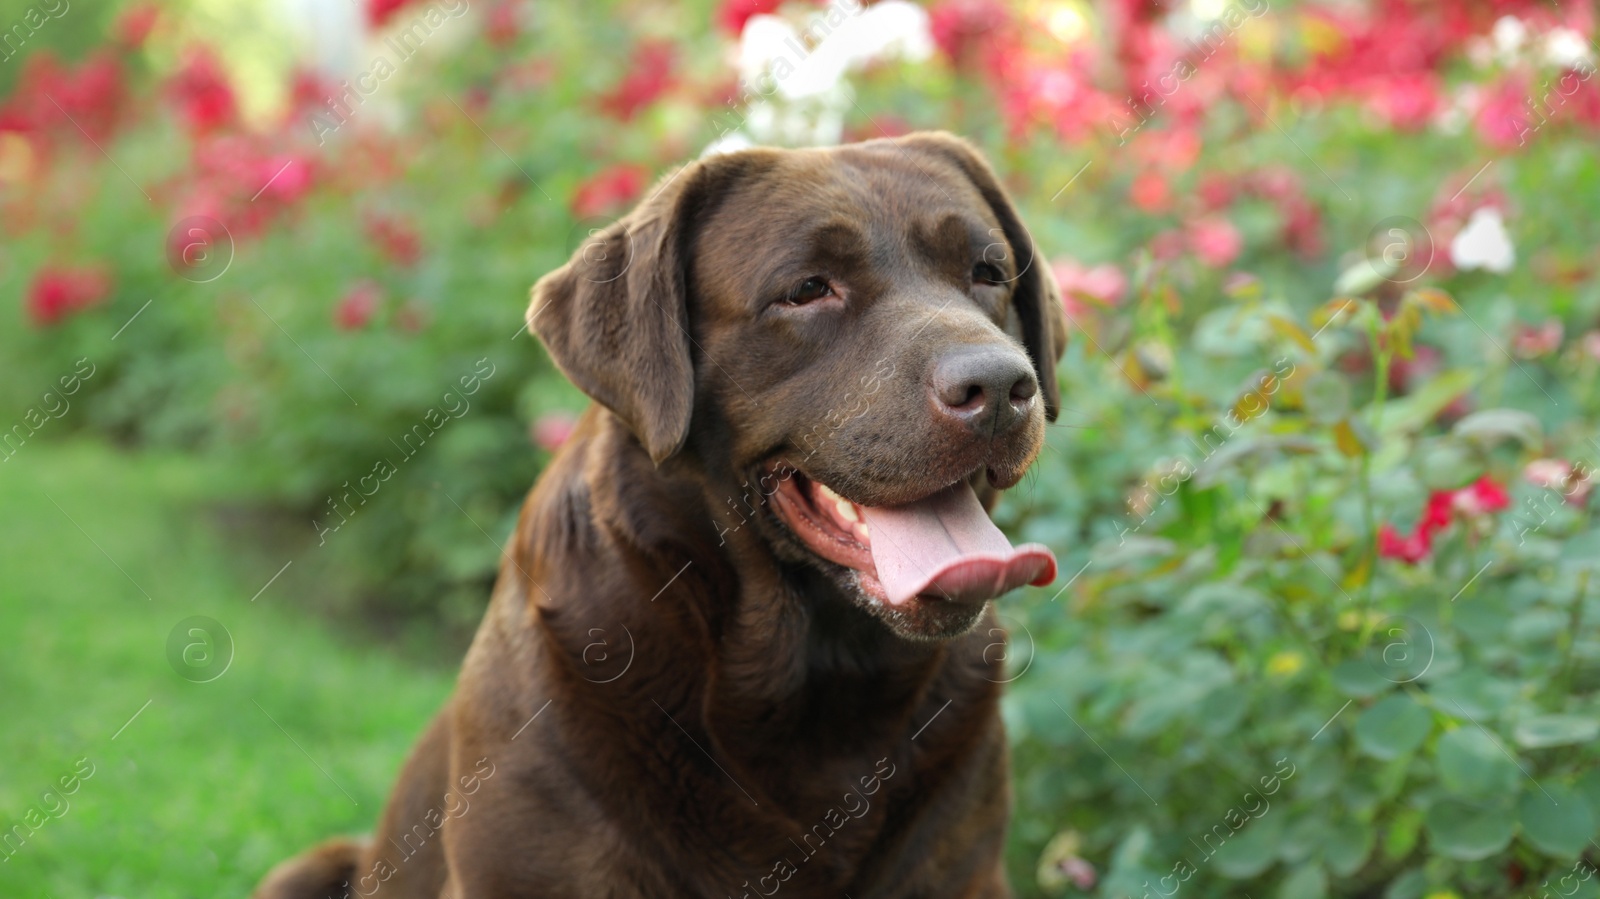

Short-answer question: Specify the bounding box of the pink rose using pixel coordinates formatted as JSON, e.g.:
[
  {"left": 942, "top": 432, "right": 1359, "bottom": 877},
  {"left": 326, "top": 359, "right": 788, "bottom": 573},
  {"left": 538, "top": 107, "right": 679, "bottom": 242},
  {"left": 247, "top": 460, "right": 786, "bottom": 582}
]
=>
[
  {"left": 1052, "top": 259, "right": 1128, "bottom": 308},
  {"left": 532, "top": 412, "right": 579, "bottom": 451},
  {"left": 1187, "top": 216, "right": 1243, "bottom": 268}
]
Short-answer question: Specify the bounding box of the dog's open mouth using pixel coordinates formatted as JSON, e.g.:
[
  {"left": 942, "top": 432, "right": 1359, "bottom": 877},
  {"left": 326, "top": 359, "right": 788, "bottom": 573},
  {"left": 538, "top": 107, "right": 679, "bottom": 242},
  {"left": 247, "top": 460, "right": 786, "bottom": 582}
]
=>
[{"left": 768, "top": 465, "right": 1057, "bottom": 606}]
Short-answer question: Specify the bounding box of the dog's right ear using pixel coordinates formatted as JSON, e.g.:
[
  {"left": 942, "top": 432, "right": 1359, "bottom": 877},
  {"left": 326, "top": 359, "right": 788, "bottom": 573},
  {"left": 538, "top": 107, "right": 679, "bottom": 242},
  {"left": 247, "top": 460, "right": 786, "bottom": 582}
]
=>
[{"left": 528, "top": 166, "right": 709, "bottom": 465}]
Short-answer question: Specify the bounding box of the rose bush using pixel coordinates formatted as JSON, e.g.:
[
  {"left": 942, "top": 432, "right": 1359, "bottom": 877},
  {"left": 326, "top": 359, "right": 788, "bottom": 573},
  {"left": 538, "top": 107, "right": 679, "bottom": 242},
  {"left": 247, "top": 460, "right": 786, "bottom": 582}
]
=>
[{"left": 3, "top": 0, "right": 1598, "bottom": 895}]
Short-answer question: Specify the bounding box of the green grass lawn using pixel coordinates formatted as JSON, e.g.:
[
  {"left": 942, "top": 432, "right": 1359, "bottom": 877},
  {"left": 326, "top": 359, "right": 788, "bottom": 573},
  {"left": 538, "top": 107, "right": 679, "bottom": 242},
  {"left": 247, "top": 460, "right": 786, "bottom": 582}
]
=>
[{"left": 0, "top": 441, "right": 455, "bottom": 897}]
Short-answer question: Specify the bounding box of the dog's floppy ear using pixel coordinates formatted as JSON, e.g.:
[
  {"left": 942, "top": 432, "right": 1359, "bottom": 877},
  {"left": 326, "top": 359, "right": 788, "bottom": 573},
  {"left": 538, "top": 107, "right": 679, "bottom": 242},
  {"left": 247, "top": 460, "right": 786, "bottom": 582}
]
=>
[
  {"left": 897, "top": 132, "right": 1068, "bottom": 422},
  {"left": 528, "top": 166, "right": 709, "bottom": 464}
]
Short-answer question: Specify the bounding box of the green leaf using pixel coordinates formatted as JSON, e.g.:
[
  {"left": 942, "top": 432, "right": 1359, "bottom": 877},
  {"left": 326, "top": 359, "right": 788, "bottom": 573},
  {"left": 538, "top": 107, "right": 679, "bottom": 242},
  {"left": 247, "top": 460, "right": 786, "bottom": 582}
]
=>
[
  {"left": 1334, "top": 259, "right": 1388, "bottom": 296},
  {"left": 1314, "top": 296, "right": 1365, "bottom": 333},
  {"left": 1212, "top": 820, "right": 1281, "bottom": 878},
  {"left": 1579, "top": 768, "right": 1600, "bottom": 812},
  {"left": 1268, "top": 314, "right": 1317, "bottom": 355},
  {"left": 1341, "top": 775, "right": 1385, "bottom": 818},
  {"left": 1102, "top": 825, "right": 1158, "bottom": 898},
  {"left": 1354, "top": 696, "right": 1432, "bottom": 760},
  {"left": 1277, "top": 862, "right": 1328, "bottom": 899},
  {"left": 1110, "top": 824, "right": 1154, "bottom": 871},
  {"left": 1343, "top": 551, "right": 1373, "bottom": 593},
  {"left": 1376, "top": 753, "right": 1413, "bottom": 802},
  {"left": 1192, "top": 434, "right": 1322, "bottom": 489},
  {"left": 1385, "top": 301, "right": 1421, "bottom": 360},
  {"left": 1301, "top": 371, "right": 1351, "bottom": 425},
  {"left": 1292, "top": 744, "right": 1342, "bottom": 799},
  {"left": 1331, "top": 659, "right": 1391, "bottom": 698},
  {"left": 1193, "top": 307, "right": 1272, "bottom": 357},
  {"left": 1407, "top": 286, "right": 1458, "bottom": 315},
  {"left": 1377, "top": 369, "right": 1479, "bottom": 435},
  {"left": 1333, "top": 418, "right": 1372, "bottom": 458},
  {"left": 1436, "top": 726, "right": 1521, "bottom": 797},
  {"left": 1279, "top": 814, "right": 1329, "bottom": 864},
  {"left": 1430, "top": 669, "right": 1517, "bottom": 720},
  {"left": 1226, "top": 273, "right": 1264, "bottom": 299},
  {"left": 1417, "top": 441, "right": 1479, "bottom": 491},
  {"left": 1426, "top": 798, "right": 1515, "bottom": 860},
  {"left": 1518, "top": 783, "right": 1597, "bottom": 857},
  {"left": 1383, "top": 807, "right": 1423, "bottom": 860},
  {"left": 1514, "top": 715, "right": 1600, "bottom": 749},
  {"left": 1451, "top": 408, "right": 1543, "bottom": 449},
  {"left": 1323, "top": 817, "right": 1373, "bottom": 876},
  {"left": 1383, "top": 868, "right": 1428, "bottom": 899}
]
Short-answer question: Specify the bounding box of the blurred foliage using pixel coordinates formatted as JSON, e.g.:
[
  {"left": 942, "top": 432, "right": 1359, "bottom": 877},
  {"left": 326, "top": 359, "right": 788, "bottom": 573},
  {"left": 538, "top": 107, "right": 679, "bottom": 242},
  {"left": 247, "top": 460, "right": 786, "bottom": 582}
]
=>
[{"left": 3, "top": 0, "right": 1600, "bottom": 896}]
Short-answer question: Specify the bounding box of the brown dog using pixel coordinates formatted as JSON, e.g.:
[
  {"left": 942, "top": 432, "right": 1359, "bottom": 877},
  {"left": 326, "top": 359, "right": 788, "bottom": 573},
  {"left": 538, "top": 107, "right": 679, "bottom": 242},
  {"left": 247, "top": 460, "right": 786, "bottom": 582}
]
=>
[{"left": 254, "top": 131, "right": 1066, "bottom": 899}]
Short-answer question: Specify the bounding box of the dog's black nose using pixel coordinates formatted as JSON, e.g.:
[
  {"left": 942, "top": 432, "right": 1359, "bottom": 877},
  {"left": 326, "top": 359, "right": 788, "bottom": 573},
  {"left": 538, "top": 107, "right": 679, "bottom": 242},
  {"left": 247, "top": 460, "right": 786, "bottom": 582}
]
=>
[{"left": 930, "top": 346, "right": 1038, "bottom": 437}]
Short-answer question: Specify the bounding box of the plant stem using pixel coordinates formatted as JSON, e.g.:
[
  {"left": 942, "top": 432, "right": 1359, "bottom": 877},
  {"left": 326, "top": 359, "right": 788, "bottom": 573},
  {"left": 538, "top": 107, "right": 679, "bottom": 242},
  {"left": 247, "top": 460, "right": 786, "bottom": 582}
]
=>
[{"left": 1361, "top": 309, "right": 1392, "bottom": 613}]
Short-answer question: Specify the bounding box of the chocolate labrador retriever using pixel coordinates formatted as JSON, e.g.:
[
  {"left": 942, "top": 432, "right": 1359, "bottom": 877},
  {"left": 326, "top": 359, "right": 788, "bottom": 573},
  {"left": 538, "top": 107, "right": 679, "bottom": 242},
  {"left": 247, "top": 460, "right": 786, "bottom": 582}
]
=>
[{"left": 255, "top": 131, "right": 1066, "bottom": 899}]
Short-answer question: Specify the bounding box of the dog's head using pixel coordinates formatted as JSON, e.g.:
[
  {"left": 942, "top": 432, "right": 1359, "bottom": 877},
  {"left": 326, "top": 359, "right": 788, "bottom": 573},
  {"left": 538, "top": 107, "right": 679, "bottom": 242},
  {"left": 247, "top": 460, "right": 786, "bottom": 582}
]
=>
[{"left": 530, "top": 132, "right": 1066, "bottom": 640}]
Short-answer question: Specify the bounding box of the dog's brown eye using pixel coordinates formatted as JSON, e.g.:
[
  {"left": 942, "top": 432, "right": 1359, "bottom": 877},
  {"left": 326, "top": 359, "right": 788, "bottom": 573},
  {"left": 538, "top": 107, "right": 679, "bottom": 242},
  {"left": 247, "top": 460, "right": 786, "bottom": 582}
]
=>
[
  {"left": 972, "top": 263, "right": 1005, "bottom": 285},
  {"left": 785, "top": 277, "right": 833, "bottom": 305}
]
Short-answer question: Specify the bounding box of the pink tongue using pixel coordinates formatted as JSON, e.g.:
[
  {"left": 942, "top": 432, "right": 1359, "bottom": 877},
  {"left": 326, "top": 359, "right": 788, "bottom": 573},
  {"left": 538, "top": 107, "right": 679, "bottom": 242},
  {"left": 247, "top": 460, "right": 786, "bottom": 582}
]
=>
[{"left": 858, "top": 483, "right": 1057, "bottom": 605}]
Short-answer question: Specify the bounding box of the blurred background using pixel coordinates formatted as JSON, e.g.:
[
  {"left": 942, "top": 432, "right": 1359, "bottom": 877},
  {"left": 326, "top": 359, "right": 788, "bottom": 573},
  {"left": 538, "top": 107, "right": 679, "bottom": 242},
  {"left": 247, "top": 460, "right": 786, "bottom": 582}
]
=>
[{"left": 2, "top": 0, "right": 1599, "bottom": 895}]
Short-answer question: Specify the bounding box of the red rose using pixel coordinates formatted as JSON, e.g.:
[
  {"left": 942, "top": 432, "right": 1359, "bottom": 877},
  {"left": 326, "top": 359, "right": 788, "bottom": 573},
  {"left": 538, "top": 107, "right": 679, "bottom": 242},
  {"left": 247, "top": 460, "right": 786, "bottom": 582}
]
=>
[
  {"left": 600, "top": 40, "right": 676, "bottom": 121},
  {"left": 1, "top": 52, "right": 126, "bottom": 144},
  {"left": 1452, "top": 476, "right": 1511, "bottom": 517},
  {"left": 368, "top": 0, "right": 416, "bottom": 29},
  {"left": 335, "top": 281, "right": 383, "bottom": 330},
  {"left": 717, "top": 0, "right": 783, "bottom": 37},
  {"left": 1380, "top": 475, "right": 1512, "bottom": 565},
  {"left": 1371, "top": 72, "right": 1440, "bottom": 131},
  {"left": 285, "top": 69, "right": 338, "bottom": 123},
  {"left": 395, "top": 301, "right": 430, "bottom": 333},
  {"left": 570, "top": 164, "right": 649, "bottom": 220},
  {"left": 27, "top": 265, "right": 111, "bottom": 327},
  {"left": 116, "top": 3, "right": 161, "bottom": 49},
  {"left": 167, "top": 48, "right": 237, "bottom": 134},
  {"left": 1378, "top": 524, "right": 1431, "bottom": 564},
  {"left": 1419, "top": 490, "right": 1456, "bottom": 536},
  {"left": 928, "top": 0, "right": 1012, "bottom": 69},
  {"left": 364, "top": 212, "right": 423, "bottom": 267}
]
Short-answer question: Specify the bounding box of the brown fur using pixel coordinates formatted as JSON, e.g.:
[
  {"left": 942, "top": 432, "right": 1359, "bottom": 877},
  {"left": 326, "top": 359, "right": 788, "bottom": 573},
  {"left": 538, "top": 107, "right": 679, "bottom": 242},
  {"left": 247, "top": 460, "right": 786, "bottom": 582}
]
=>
[{"left": 254, "top": 132, "right": 1066, "bottom": 899}]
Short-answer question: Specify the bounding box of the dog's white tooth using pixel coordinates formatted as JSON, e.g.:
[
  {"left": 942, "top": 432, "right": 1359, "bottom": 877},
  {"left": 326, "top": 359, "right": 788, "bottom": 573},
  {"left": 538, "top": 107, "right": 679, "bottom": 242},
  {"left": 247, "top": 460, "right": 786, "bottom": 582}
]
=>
[
  {"left": 857, "top": 523, "right": 870, "bottom": 540},
  {"left": 835, "top": 499, "right": 859, "bottom": 522},
  {"left": 816, "top": 483, "right": 841, "bottom": 503}
]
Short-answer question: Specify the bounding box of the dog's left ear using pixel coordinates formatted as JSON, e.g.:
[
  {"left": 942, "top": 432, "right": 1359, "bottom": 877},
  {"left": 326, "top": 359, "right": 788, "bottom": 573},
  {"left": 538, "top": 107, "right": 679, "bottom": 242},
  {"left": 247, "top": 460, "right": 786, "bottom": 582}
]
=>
[
  {"left": 528, "top": 164, "right": 714, "bottom": 464},
  {"left": 897, "top": 132, "right": 1068, "bottom": 422}
]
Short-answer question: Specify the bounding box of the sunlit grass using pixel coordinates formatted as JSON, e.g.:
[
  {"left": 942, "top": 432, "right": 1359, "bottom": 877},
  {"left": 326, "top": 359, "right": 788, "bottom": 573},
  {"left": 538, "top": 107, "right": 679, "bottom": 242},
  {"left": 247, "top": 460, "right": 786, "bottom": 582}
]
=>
[{"left": 0, "top": 441, "right": 452, "bottom": 897}]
